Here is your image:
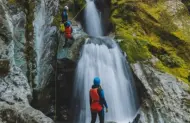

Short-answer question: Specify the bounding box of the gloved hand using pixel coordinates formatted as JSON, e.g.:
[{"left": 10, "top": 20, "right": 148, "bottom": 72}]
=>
[{"left": 106, "top": 108, "right": 108, "bottom": 113}]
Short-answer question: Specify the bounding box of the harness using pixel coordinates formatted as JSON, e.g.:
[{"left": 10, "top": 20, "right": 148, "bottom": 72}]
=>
[{"left": 60, "top": 24, "right": 65, "bottom": 32}]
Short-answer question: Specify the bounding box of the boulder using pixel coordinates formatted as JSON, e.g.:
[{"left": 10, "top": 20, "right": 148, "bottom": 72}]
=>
[{"left": 132, "top": 62, "right": 190, "bottom": 123}]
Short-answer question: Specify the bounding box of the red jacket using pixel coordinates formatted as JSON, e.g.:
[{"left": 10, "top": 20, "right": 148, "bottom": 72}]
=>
[
  {"left": 90, "top": 88, "right": 103, "bottom": 112},
  {"left": 65, "top": 26, "right": 72, "bottom": 38}
]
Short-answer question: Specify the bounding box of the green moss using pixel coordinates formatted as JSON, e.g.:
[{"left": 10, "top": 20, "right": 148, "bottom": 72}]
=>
[
  {"left": 155, "top": 61, "right": 167, "bottom": 72},
  {"left": 111, "top": 0, "right": 190, "bottom": 83},
  {"left": 117, "top": 28, "right": 151, "bottom": 63},
  {"left": 172, "top": 31, "right": 189, "bottom": 42},
  {"left": 77, "top": 0, "right": 86, "bottom": 7},
  {"left": 148, "top": 44, "right": 185, "bottom": 68},
  {"left": 155, "top": 61, "right": 189, "bottom": 83},
  {"left": 53, "top": 15, "right": 62, "bottom": 27},
  {"left": 182, "top": 98, "right": 190, "bottom": 107},
  {"left": 159, "top": 12, "right": 178, "bottom": 32},
  {"left": 159, "top": 55, "right": 181, "bottom": 67},
  {"left": 8, "top": 0, "right": 16, "bottom": 4}
]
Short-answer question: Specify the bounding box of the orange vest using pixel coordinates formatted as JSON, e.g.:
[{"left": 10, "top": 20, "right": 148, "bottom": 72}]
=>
[
  {"left": 65, "top": 26, "right": 72, "bottom": 38},
  {"left": 90, "top": 88, "right": 102, "bottom": 112}
]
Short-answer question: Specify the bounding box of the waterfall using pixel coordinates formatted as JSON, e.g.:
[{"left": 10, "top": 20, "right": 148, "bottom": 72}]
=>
[
  {"left": 34, "top": 0, "right": 58, "bottom": 87},
  {"left": 74, "top": 37, "right": 139, "bottom": 123},
  {"left": 85, "top": 0, "right": 103, "bottom": 36},
  {"left": 34, "top": 0, "right": 46, "bottom": 86},
  {"left": 74, "top": 0, "right": 139, "bottom": 122}
]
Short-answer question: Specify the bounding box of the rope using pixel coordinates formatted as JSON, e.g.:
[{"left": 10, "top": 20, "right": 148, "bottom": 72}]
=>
[
  {"left": 61, "top": 3, "right": 87, "bottom": 24},
  {"left": 54, "top": 4, "right": 87, "bottom": 120},
  {"left": 54, "top": 60, "right": 57, "bottom": 121},
  {"left": 54, "top": 33, "right": 59, "bottom": 121},
  {"left": 71, "top": 3, "right": 87, "bottom": 21}
]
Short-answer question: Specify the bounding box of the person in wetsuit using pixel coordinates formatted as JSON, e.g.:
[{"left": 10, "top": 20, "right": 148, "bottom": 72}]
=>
[{"left": 89, "top": 77, "right": 108, "bottom": 123}]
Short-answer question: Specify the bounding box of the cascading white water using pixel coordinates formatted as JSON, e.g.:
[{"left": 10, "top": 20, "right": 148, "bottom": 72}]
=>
[
  {"left": 34, "top": 0, "right": 46, "bottom": 86},
  {"left": 34, "top": 0, "right": 58, "bottom": 87},
  {"left": 34, "top": 0, "right": 46, "bottom": 69},
  {"left": 74, "top": 0, "right": 139, "bottom": 122},
  {"left": 74, "top": 37, "right": 139, "bottom": 123},
  {"left": 85, "top": 0, "right": 103, "bottom": 36}
]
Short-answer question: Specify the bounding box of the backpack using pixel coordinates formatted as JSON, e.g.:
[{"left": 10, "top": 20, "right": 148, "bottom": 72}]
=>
[{"left": 60, "top": 24, "right": 65, "bottom": 32}]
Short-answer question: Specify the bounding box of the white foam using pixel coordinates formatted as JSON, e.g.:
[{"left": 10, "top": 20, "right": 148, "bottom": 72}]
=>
[{"left": 74, "top": 38, "right": 139, "bottom": 123}]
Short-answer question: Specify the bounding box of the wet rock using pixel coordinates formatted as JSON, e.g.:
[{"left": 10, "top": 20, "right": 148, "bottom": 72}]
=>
[
  {"left": 32, "top": 23, "right": 87, "bottom": 121},
  {"left": 131, "top": 114, "right": 141, "bottom": 123},
  {"left": 34, "top": 0, "right": 59, "bottom": 89},
  {"left": 0, "top": 1, "right": 54, "bottom": 123},
  {"left": 0, "top": 66, "right": 32, "bottom": 104},
  {"left": 163, "top": 0, "right": 190, "bottom": 29},
  {"left": 12, "top": 11, "right": 27, "bottom": 74},
  {"left": 35, "top": 26, "right": 58, "bottom": 88},
  {"left": 132, "top": 62, "right": 190, "bottom": 123},
  {"left": 57, "top": 25, "right": 88, "bottom": 60},
  {"left": 0, "top": 102, "right": 54, "bottom": 123},
  {"left": 31, "top": 0, "right": 87, "bottom": 121},
  {"left": 32, "top": 58, "right": 76, "bottom": 121}
]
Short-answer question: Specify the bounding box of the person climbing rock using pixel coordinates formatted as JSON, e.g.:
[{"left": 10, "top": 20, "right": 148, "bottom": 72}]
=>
[
  {"left": 62, "top": 6, "right": 69, "bottom": 23},
  {"left": 89, "top": 77, "right": 108, "bottom": 123},
  {"left": 63, "top": 21, "right": 74, "bottom": 48}
]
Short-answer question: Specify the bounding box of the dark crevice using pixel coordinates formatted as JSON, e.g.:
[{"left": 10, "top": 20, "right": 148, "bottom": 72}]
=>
[
  {"left": 181, "top": 0, "right": 190, "bottom": 13},
  {"left": 31, "top": 58, "right": 76, "bottom": 122}
]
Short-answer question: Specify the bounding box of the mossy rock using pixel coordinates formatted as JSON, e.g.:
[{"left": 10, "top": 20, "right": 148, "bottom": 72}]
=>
[
  {"left": 118, "top": 34, "right": 151, "bottom": 63},
  {"left": 182, "top": 98, "right": 190, "bottom": 108},
  {"left": 159, "top": 54, "right": 184, "bottom": 68},
  {"left": 75, "top": 0, "right": 86, "bottom": 9},
  {"left": 8, "top": 0, "right": 16, "bottom": 4},
  {"left": 111, "top": 0, "right": 190, "bottom": 82}
]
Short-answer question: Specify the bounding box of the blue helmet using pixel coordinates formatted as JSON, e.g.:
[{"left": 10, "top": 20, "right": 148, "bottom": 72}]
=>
[
  {"left": 65, "top": 21, "right": 71, "bottom": 27},
  {"left": 67, "top": 21, "right": 71, "bottom": 26},
  {"left": 94, "top": 77, "right": 100, "bottom": 86}
]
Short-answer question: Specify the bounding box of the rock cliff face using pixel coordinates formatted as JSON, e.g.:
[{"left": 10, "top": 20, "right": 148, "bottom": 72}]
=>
[
  {"left": 0, "top": 1, "right": 54, "bottom": 122},
  {"left": 33, "top": 0, "right": 59, "bottom": 89},
  {"left": 32, "top": 25, "right": 88, "bottom": 121},
  {"left": 132, "top": 63, "right": 190, "bottom": 123}
]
